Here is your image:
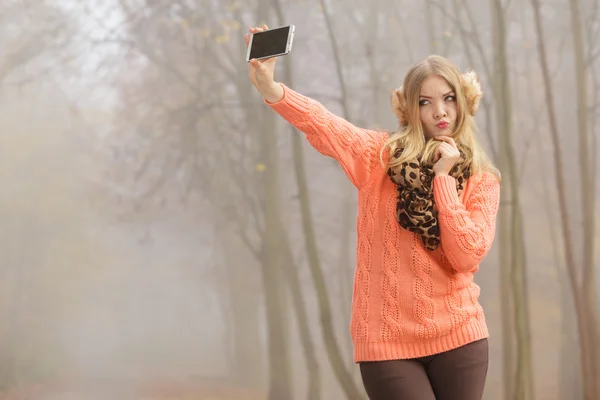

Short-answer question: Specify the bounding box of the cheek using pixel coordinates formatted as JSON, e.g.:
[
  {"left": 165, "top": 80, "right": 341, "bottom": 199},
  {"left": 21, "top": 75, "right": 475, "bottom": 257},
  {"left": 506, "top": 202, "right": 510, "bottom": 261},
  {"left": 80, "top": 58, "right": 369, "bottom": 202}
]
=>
[
  {"left": 449, "top": 103, "right": 458, "bottom": 119},
  {"left": 419, "top": 108, "right": 431, "bottom": 125}
]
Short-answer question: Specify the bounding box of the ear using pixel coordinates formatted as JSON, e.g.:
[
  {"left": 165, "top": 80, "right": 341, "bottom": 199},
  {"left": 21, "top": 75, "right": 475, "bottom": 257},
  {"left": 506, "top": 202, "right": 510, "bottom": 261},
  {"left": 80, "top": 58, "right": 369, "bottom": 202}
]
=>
[
  {"left": 390, "top": 86, "right": 407, "bottom": 126},
  {"left": 460, "top": 71, "right": 483, "bottom": 116}
]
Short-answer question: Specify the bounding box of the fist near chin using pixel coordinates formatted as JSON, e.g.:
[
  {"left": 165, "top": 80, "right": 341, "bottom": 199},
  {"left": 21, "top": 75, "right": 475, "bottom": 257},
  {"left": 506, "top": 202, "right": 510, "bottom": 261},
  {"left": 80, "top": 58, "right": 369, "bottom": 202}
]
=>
[{"left": 432, "top": 136, "right": 460, "bottom": 176}]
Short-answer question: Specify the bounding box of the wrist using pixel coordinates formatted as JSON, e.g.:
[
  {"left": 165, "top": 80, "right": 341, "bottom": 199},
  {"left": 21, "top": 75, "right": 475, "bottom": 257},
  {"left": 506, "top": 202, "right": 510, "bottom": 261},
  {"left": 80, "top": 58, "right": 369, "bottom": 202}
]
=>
[{"left": 263, "top": 82, "right": 284, "bottom": 103}]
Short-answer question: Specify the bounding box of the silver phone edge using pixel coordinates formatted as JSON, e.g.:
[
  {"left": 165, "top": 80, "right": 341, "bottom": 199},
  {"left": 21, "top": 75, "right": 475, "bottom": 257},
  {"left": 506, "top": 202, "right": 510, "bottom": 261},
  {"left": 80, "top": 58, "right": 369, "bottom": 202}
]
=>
[
  {"left": 286, "top": 24, "right": 295, "bottom": 54},
  {"left": 245, "top": 33, "right": 255, "bottom": 63}
]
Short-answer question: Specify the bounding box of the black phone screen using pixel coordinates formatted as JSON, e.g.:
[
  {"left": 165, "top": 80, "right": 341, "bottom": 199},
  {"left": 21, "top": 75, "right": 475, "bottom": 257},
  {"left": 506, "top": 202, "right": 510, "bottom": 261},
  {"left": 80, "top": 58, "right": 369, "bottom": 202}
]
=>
[{"left": 249, "top": 26, "right": 291, "bottom": 59}]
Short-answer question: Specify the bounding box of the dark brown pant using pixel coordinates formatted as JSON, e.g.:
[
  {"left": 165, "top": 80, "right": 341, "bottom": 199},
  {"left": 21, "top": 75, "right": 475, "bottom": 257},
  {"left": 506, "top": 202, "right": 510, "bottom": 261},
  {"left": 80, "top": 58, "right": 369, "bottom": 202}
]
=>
[{"left": 359, "top": 339, "right": 489, "bottom": 400}]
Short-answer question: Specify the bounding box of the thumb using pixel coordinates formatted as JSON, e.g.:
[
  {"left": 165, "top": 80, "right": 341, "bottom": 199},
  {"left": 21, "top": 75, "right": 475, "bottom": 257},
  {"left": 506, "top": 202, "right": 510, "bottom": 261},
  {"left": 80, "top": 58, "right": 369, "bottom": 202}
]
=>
[{"left": 251, "top": 59, "right": 267, "bottom": 73}]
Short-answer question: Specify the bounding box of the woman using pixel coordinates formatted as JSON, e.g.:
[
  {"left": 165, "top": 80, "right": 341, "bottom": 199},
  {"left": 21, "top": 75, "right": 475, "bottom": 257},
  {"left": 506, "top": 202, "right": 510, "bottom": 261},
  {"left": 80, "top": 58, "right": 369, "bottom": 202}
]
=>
[{"left": 245, "top": 25, "right": 501, "bottom": 400}]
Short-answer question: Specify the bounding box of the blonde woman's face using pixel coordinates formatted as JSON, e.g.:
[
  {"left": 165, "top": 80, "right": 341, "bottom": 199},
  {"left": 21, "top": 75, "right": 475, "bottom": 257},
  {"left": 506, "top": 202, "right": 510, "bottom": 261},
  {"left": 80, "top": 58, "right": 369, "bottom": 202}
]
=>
[{"left": 418, "top": 74, "right": 457, "bottom": 139}]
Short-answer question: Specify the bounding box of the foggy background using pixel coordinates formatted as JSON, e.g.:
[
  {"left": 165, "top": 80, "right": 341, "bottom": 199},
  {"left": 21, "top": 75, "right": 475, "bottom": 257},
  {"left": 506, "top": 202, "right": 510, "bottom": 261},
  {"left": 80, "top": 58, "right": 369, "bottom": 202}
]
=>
[{"left": 0, "top": 0, "right": 599, "bottom": 399}]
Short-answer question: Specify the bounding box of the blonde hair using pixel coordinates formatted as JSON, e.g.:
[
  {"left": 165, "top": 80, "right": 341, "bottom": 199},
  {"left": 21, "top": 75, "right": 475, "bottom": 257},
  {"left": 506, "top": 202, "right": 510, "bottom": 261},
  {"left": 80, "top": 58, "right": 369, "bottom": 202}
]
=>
[{"left": 380, "top": 55, "right": 500, "bottom": 180}]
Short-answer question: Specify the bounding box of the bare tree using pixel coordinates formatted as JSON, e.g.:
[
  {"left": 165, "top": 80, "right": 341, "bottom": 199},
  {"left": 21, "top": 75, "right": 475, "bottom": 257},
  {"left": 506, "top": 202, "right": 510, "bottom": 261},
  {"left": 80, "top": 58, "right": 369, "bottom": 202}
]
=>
[
  {"left": 529, "top": 0, "right": 599, "bottom": 398},
  {"left": 490, "top": 2, "right": 535, "bottom": 399},
  {"left": 99, "top": 1, "right": 298, "bottom": 397}
]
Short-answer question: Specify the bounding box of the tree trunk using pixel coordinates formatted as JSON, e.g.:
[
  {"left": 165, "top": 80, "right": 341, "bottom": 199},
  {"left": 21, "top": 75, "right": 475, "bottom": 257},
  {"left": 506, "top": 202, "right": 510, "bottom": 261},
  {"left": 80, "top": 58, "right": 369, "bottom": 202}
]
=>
[
  {"left": 525, "top": 39, "right": 580, "bottom": 399},
  {"left": 221, "top": 241, "right": 265, "bottom": 388},
  {"left": 260, "top": 109, "right": 293, "bottom": 400},
  {"left": 559, "top": 276, "right": 581, "bottom": 399},
  {"left": 568, "top": 1, "right": 600, "bottom": 397},
  {"left": 491, "top": 1, "right": 535, "bottom": 399},
  {"left": 529, "top": 0, "right": 599, "bottom": 397},
  {"left": 280, "top": 233, "right": 321, "bottom": 400},
  {"left": 497, "top": 184, "right": 515, "bottom": 400},
  {"left": 491, "top": 3, "right": 515, "bottom": 399},
  {"left": 523, "top": 13, "right": 579, "bottom": 398}
]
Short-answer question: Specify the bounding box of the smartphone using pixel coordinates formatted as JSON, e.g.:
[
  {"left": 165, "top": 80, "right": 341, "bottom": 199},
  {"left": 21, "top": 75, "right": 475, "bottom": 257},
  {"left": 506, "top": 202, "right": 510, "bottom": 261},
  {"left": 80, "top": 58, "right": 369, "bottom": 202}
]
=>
[{"left": 246, "top": 25, "right": 295, "bottom": 62}]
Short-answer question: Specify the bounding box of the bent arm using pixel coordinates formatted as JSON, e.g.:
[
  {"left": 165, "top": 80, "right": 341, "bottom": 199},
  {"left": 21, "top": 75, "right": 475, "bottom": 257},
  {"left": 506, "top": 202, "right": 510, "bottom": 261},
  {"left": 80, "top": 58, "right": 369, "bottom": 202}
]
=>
[{"left": 433, "top": 172, "right": 500, "bottom": 273}]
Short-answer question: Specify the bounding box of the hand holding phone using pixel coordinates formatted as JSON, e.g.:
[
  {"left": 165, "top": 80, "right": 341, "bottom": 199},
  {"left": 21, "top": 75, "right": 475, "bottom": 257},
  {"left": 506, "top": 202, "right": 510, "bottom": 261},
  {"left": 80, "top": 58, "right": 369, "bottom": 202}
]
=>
[{"left": 244, "top": 25, "right": 288, "bottom": 103}]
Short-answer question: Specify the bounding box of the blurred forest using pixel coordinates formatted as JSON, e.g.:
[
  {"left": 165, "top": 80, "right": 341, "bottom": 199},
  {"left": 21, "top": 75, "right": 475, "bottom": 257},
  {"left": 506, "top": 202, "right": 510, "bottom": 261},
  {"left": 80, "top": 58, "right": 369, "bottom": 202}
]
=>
[{"left": 0, "top": 0, "right": 599, "bottom": 399}]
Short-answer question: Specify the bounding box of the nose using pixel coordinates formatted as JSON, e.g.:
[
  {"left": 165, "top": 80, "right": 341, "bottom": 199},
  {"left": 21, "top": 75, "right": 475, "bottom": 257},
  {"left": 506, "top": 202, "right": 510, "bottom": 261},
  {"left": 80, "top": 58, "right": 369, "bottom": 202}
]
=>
[{"left": 434, "top": 103, "right": 447, "bottom": 119}]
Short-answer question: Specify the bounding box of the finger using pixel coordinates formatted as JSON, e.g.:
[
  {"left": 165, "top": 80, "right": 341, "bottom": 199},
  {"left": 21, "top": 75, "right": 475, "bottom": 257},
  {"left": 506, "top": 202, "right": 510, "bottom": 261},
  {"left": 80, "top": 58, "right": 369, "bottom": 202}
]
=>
[
  {"left": 439, "top": 148, "right": 459, "bottom": 159},
  {"left": 437, "top": 142, "right": 452, "bottom": 152},
  {"left": 438, "top": 143, "right": 456, "bottom": 157},
  {"left": 434, "top": 135, "right": 453, "bottom": 145},
  {"left": 445, "top": 136, "right": 458, "bottom": 148},
  {"left": 252, "top": 58, "right": 270, "bottom": 72},
  {"left": 263, "top": 24, "right": 269, "bottom": 30},
  {"left": 262, "top": 56, "right": 276, "bottom": 64},
  {"left": 252, "top": 57, "right": 273, "bottom": 65},
  {"left": 436, "top": 135, "right": 457, "bottom": 144},
  {"left": 244, "top": 33, "right": 249, "bottom": 47}
]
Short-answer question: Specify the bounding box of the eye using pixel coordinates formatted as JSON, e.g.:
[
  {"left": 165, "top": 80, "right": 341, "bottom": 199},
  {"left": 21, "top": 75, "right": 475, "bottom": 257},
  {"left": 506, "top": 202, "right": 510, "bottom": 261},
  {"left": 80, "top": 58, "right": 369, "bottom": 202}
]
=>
[
  {"left": 419, "top": 99, "right": 430, "bottom": 106},
  {"left": 445, "top": 95, "right": 456, "bottom": 102}
]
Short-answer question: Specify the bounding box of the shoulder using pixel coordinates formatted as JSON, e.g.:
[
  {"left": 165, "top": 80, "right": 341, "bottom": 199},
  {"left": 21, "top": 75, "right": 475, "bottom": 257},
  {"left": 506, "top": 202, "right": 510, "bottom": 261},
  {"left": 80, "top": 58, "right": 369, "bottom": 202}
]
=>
[
  {"left": 361, "top": 128, "right": 391, "bottom": 169},
  {"left": 362, "top": 126, "right": 392, "bottom": 141},
  {"left": 359, "top": 128, "right": 392, "bottom": 158},
  {"left": 373, "top": 129, "right": 392, "bottom": 148}
]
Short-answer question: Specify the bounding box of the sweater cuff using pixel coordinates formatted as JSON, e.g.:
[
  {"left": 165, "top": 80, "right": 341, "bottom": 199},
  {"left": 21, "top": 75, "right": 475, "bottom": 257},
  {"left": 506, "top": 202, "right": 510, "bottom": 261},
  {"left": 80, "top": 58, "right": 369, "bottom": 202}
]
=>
[
  {"left": 264, "top": 84, "right": 312, "bottom": 120},
  {"left": 433, "top": 175, "right": 461, "bottom": 210}
]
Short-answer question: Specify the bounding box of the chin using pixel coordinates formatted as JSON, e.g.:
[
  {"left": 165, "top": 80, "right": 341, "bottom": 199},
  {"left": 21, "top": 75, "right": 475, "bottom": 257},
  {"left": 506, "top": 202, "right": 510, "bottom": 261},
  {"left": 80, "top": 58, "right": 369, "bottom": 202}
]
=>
[
  {"left": 423, "top": 124, "right": 454, "bottom": 139},
  {"left": 427, "top": 131, "right": 450, "bottom": 139},
  {"left": 435, "top": 126, "right": 454, "bottom": 136}
]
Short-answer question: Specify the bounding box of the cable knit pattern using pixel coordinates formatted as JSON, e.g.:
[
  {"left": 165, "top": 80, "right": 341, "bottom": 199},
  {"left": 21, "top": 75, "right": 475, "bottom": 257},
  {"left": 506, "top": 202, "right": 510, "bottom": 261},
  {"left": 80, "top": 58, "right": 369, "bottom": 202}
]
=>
[
  {"left": 467, "top": 279, "right": 486, "bottom": 322},
  {"left": 266, "top": 85, "right": 498, "bottom": 362},
  {"left": 352, "top": 192, "right": 377, "bottom": 342},
  {"left": 380, "top": 195, "right": 403, "bottom": 342},
  {"left": 411, "top": 234, "right": 441, "bottom": 339},
  {"left": 442, "top": 255, "right": 473, "bottom": 330}
]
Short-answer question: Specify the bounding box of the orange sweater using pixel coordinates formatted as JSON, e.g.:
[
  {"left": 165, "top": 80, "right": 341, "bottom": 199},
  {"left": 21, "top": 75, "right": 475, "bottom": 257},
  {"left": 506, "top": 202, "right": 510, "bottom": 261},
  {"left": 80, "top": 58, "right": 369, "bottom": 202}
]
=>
[{"left": 267, "top": 85, "right": 501, "bottom": 362}]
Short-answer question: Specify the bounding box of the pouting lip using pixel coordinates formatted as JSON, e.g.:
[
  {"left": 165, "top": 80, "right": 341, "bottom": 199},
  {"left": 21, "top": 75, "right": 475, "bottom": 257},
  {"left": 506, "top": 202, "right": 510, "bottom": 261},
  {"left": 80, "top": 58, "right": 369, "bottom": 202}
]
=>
[{"left": 436, "top": 120, "right": 449, "bottom": 128}]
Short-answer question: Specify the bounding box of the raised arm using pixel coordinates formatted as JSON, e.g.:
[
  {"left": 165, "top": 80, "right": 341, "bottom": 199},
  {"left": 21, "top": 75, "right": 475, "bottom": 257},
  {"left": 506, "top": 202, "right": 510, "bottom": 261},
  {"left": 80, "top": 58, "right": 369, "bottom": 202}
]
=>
[
  {"left": 266, "top": 85, "right": 387, "bottom": 188},
  {"left": 245, "top": 25, "right": 387, "bottom": 188}
]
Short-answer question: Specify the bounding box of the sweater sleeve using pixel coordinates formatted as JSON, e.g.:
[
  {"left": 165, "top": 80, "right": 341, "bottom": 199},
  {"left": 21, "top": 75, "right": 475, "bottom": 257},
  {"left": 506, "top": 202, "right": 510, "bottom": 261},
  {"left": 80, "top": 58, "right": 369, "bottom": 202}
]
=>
[
  {"left": 265, "top": 84, "right": 388, "bottom": 189},
  {"left": 433, "top": 172, "right": 500, "bottom": 273}
]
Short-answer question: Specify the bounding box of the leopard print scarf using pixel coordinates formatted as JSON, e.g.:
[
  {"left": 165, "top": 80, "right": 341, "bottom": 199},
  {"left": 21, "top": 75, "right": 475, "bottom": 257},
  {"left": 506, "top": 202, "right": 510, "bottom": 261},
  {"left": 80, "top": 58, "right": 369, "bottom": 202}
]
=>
[{"left": 387, "top": 149, "right": 471, "bottom": 250}]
